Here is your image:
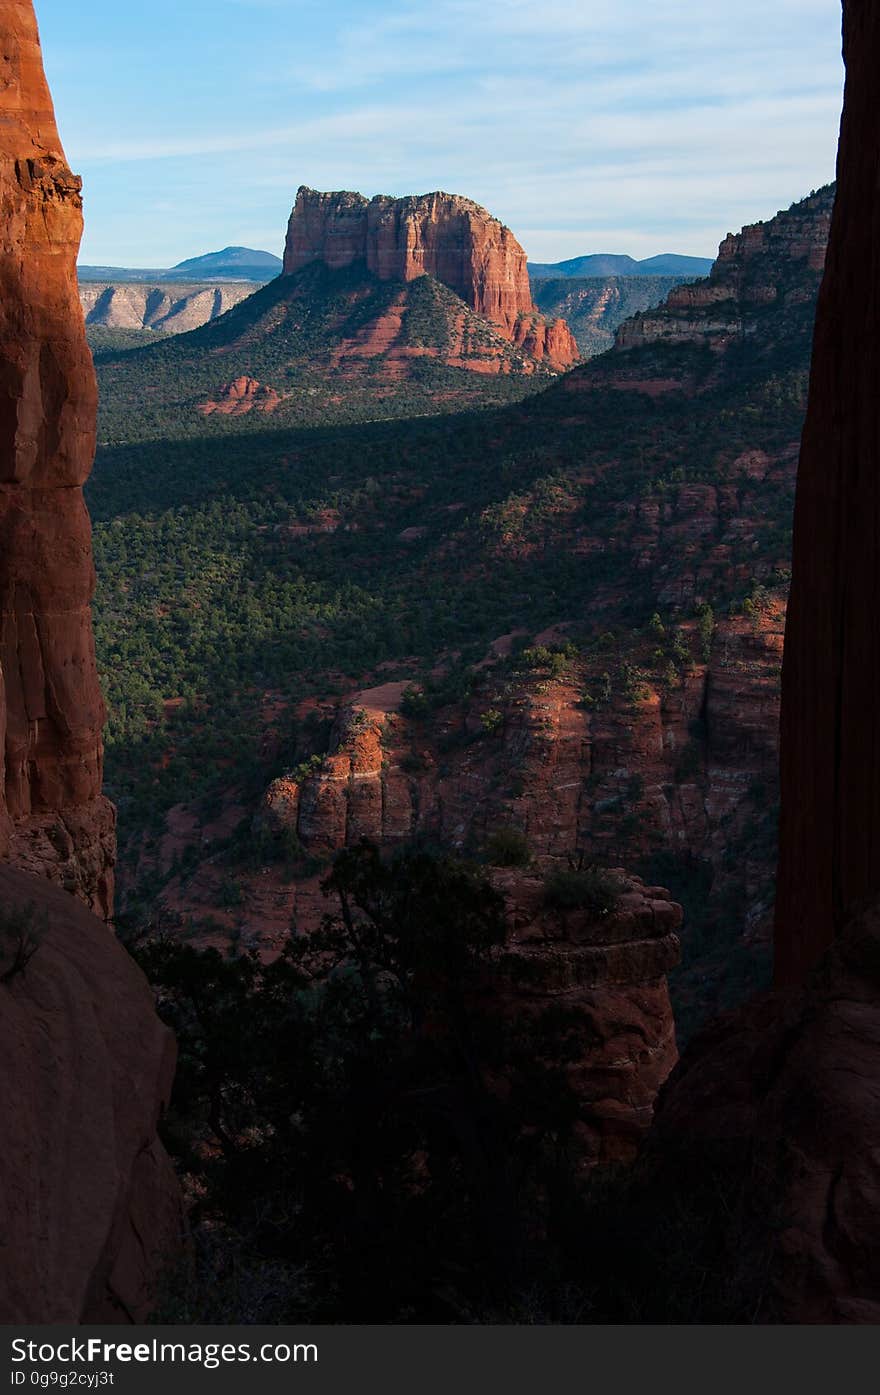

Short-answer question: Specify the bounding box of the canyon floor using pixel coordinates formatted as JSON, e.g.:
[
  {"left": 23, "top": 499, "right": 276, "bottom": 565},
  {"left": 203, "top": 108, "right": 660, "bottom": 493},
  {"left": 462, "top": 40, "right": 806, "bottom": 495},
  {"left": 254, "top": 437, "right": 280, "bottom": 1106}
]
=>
[{"left": 88, "top": 185, "right": 832, "bottom": 1044}]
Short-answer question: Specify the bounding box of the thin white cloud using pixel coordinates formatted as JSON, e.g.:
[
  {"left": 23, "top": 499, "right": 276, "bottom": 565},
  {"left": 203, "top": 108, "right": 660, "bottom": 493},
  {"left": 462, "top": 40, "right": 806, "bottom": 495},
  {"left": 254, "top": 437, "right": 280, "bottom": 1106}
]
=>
[{"left": 50, "top": 0, "right": 843, "bottom": 265}]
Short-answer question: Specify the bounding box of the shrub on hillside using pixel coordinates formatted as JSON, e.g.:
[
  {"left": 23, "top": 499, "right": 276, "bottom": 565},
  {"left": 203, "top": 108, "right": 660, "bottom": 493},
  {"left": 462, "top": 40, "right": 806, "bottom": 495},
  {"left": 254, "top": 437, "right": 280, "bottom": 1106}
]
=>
[
  {"left": 484, "top": 827, "right": 532, "bottom": 868},
  {"left": 543, "top": 864, "right": 621, "bottom": 919}
]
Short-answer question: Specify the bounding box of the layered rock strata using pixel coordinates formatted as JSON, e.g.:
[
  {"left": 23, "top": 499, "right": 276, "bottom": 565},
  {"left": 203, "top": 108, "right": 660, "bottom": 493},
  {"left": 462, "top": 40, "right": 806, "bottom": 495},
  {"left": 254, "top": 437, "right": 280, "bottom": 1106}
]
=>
[
  {"left": 531, "top": 274, "right": 690, "bottom": 357},
  {"left": 494, "top": 867, "right": 681, "bottom": 1168},
  {"left": 80, "top": 281, "right": 257, "bottom": 335},
  {"left": 0, "top": 0, "right": 114, "bottom": 914},
  {"left": 614, "top": 187, "right": 834, "bottom": 357},
  {"left": 284, "top": 186, "right": 579, "bottom": 369},
  {"left": 258, "top": 705, "right": 683, "bottom": 1161}
]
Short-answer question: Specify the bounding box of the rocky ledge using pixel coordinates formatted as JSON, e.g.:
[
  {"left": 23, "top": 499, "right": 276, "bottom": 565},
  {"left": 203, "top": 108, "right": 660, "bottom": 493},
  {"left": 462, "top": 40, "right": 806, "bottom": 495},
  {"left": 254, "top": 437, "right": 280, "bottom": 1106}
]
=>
[
  {"left": 493, "top": 866, "right": 681, "bottom": 1168},
  {"left": 614, "top": 186, "right": 834, "bottom": 355}
]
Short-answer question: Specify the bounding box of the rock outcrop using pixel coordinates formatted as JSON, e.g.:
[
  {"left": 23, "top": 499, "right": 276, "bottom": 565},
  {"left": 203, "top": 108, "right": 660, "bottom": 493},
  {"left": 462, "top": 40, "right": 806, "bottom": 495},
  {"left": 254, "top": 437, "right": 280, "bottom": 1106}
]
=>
[
  {"left": 494, "top": 866, "right": 681, "bottom": 1168},
  {"left": 260, "top": 616, "right": 782, "bottom": 883},
  {"left": 284, "top": 186, "right": 579, "bottom": 370},
  {"left": 0, "top": 864, "right": 182, "bottom": 1323},
  {"left": 262, "top": 721, "right": 684, "bottom": 1164},
  {"left": 80, "top": 281, "right": 257, "bottom": 336},
  {"left": 774, "top": 2, "right": 879, "bottom": 986},
  {"left": 165, "top": 690, "right": 684, "bottom": 1162},
  {"left": 652, "top": 896, "right": 880, "bottom": 1323},
  {"left": 199, "top": 374, "right": 283, "bottom": 416},
  {"left": 644, "top": 0, "right": 880, "bottom": 1323},
  {"left": 0, "top": 0, "right": 114, "bottom": 915},
  {"left": 613, "top": 187, "right": 834, "bottom": 357}
]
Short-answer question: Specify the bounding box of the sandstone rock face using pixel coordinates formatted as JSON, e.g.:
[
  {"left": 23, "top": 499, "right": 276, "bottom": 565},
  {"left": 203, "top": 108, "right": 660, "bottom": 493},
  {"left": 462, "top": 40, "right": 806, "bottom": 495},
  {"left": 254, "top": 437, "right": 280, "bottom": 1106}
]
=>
[
  {"left": 0, "top": 1, "right": 182, "bottom": 1327},
  {"left": 268, "top": 625, "right": 779, "bottom": 867},
  {"left": 269, "top": 764, "right": 685, "bottom": 1164},
  {"left": 0, "top": 864, "right": 182, "bottom": 1323},
  {"left": 648, "top": 0, "right": 880, "bottom": 1323},
  {"left": 201, "top": 692, "right": 688, "bottom": 1161},
  {"left": 653, "top": 898, "right": 880, "bottom": 1322},
  {"left": 774, "top": 2, "right": 879, "bottom": 986},
  {"left": 284, "top": 187, "right": 579, "bottom": 370},
  {"left": 199, "top": 374, "right": 283, "bottom": 416},
  {"left": 614, "top": 187, "right": 834, "bottom": 356},
  {"left": 80, "top": 281, "right": 257, "bottom": 335},
  {"left": 494, "top": 867, "right": 681, "bottom": 1168},
  {"left": 0, "top": 0, "right": 114, "bottom": 915},
  {"left": 249, "top": 584, "right": 782, "bottom": 971}
]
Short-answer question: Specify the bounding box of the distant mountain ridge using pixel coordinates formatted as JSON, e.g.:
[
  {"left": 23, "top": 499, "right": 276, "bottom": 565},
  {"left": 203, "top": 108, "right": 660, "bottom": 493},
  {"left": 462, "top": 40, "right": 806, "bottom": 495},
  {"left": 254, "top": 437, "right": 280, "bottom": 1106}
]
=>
[
  {"left": 78, "top": 246, "right": 282, "bottom": 284},
  {"left": 80, "top": 280, "right": 260, "bottom": 336},
  {"left": 528, "top": 251, "right": 714, "bottom": 279},
  {"left": 531, "top": 274, "right": 691, "bottom": 357},
  {"left": 169, "top": 247, "right": 282, "bottom": 280}
]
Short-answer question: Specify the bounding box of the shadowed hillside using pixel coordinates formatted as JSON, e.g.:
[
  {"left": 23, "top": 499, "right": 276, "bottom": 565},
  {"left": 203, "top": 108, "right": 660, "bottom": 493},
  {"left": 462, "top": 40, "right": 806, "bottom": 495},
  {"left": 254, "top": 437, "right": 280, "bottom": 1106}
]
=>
[
  {"left": 89, "top": 186, "right": 832, "bottom": 1045},
  {"left": 531, "top": 274, "right": 691, "bottom": 356}
]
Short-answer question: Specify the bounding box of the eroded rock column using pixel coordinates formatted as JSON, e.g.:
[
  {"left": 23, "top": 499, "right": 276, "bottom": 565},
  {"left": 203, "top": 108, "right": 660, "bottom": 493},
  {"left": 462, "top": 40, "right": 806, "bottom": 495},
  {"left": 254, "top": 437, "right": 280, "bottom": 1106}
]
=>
[
  {"left": 774, "top": 1, "right": 880, "bottom": 985},
  {"left": 0, "top": 0, "right": 114, "bottom": 915}
]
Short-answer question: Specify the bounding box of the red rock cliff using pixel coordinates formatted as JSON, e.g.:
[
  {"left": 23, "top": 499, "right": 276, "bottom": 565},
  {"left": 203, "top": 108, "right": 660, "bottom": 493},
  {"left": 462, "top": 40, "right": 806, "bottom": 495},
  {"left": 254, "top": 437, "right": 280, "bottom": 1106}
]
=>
[
  {"left": 0, "top": 0, "right": 114, "bottom": 915},
  {"left": 774, "top": 1, "right": 877, "bottom": 986},
  {"left": 284, "top": 186, "right": 579, "bottom": 370},
  {"left": 0, "top": 866, "right": 183, "bottom": 1322},
  {"left": 641, "top": 2, "right": 880, "bottom": 1323},
  {"left": 614, "top": 187, "right": 833, "bottom": 356},
  {"left": 0, "top": 3, "right": 182, "bottom": 1324}
]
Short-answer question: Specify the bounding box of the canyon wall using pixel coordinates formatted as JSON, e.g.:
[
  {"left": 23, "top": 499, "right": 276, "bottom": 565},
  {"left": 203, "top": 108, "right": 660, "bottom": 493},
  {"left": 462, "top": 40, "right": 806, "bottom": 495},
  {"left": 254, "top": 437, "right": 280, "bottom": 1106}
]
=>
[
  {"left": 80, "top": 280, "right": 257, "bottom": 336},
  {"left": 0, "top": 0, "right": 114, "bottom": 915},
  {"left": 0, "top": 2, "right": 182, "bottom": 1323},
  {"left": 645, "top": 1, "right": 880, "bottom": 1322},
  {"left": 0, "top": 865, "right": 182, "bottom": 1322},
  {"left": 614, "top": 187, "right": 833, "bottom": 357},
  {"left": 284, "top": 186, "right": 579, "bottom": 369},
  {"left": 774, "top": 2, "right": 878, "bottom": 986},
  {"left": 258, "top": 705, "right": 683, "bottom": 1169}
]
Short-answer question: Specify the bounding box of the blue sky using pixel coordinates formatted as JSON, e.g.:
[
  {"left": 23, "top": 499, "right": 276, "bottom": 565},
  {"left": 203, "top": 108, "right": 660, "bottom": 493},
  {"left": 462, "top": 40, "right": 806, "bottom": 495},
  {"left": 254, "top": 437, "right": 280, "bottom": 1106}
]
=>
[{"left": 36, "top": 0, "right": 844, "bottom": 267}]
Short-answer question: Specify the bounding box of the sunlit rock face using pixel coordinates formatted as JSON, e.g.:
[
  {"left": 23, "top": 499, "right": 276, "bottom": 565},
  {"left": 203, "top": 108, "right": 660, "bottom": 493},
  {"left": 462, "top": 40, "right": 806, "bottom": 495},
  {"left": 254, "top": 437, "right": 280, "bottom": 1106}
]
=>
[
  {"left": 284, "top": 186, "right": 580, "bottom": 370},
  {"left": 0, "top": 0, "right": 114, "bottom": 915},
  {"left": 613, "top": 186, "right": 834, "bottom": 356},
  {"left": 0, "top": 4, "right": 182, "bottom": 1327}
]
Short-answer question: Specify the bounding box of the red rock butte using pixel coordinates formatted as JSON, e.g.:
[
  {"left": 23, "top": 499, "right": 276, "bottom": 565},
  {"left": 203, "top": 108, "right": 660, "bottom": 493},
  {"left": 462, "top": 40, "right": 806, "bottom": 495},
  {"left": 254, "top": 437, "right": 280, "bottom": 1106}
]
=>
[
  {"left": 0, "top": 0, "right": 115, "bottom": 916},
  {"left": 284, "top": 185, "right": 579, "bottom": 370}
]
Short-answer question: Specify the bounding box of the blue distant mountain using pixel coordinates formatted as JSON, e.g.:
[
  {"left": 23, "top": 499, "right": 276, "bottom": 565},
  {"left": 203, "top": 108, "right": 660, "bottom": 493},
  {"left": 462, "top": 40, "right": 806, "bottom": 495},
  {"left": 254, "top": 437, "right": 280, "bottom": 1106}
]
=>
[
  {"left": 165, "top": 247, "right": 283, "bottom": 281},
  {"left": 528, "top": 251, "right": 714, "bottom": 279},
  {"left": 78, "top": 246, "right": 283, "bottom": 284}
]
